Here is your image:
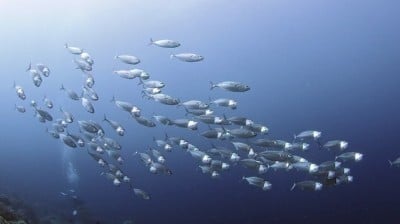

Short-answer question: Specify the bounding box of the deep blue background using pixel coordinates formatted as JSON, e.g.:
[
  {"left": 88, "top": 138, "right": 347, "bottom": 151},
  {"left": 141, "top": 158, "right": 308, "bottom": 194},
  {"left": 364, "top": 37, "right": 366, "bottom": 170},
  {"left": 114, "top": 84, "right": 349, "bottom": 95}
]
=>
[{"left": 1, "top": 1, "right": 400, "bottom": 223}]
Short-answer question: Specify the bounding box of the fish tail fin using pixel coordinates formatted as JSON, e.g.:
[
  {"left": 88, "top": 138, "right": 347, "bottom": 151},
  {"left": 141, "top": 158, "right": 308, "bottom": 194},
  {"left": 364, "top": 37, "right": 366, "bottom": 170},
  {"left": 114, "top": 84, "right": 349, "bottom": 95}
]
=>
[
  {"left": 14, "top": 104, "right": 16, "bottom": 111},
  {"left": 26, "top": 62, "right": 32, "bottom": 72},
  {"left": 103, "top": 114, "right": 107, "bottom": 122},
  {"left": 148, "top": 38, "right": 154, "bottom": 46},
  {"left": 59, "top": 106, "right": 64, "bottom": 112},
  {"left": 13, "top": 81, "right": 16, "bottom": 88},
  {"left": 316, "top": 139, "right": 323, "bottom": 149},
  {"left": 389, "top": 160, "right": 393, "bottom": 166},
  {"left": 138, "top": 78, "right": 144, "bottom": 86},
  {"left": 208, "top": 96, "right": 212, "bottom": 104},
  {"left": 241, "top": 176, "right": 246, "bottom": 182},
  {"left": 60, "top": 84, "right": 65, "bottom": 91},
  {"left": 290, "top": 183, "right": 296, "bottom": 191},
  {"left": 209, "top": 81, "right": 217, "bottom": 90},
  {"left": 335, "top": 156, "right": 338, "bottom": 161},
  {"left": 184, "top": 108, "right": 189, "bottom": 116},
  {"left": 64, "top": 43, "right": 68, "bottom": 48},
  {"left": 114, "top": 54, "right": 118, "bottom": 60},
  {"left": 110, "top": 95, "right": 116, "bottom": 103},
  {"left": 164, "top": 133, "right": 169, "bottom": 141}
]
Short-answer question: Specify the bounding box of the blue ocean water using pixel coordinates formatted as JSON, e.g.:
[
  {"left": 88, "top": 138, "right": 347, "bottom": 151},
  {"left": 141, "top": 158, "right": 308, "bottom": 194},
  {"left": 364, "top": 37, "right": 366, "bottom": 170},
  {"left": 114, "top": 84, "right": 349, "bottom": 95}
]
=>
[{"left": 1, "top": 1, "right": 400, "bottom": 223}]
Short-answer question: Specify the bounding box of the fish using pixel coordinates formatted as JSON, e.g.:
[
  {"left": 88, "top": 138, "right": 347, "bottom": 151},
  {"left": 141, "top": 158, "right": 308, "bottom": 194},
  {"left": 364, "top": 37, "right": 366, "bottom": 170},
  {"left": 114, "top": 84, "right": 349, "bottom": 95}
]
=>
[
  {"left": 133, "top": 188, "right": 151, "bottom": 200},
  {"left": 258, "top": 151, "right": 293, "bottom": 162},
  {"left": 336, "top": 175, "right": 353, "bottom": 185},
  {"left": 152, "top": 115, "right": 173, "bottom": 126},
  {"left": 149, "top": 38, "right": 180, "bottom": 48},
  {"left": 188, "top": 150, "right": 212, "bottom": 164},
  {"left": 110, "top": 96, "right": 141, "bottom": 116},
  {"left": 60, "top": 85, "right": 81, "bottom": 101},
  {"left": 245, "top": 123, "right": 269, "bottom": 135},
  {"left": 80, "top": 52, "right": 94, "bottom": 65},
  {"left": 181, "top": 100, "right": 209, "bottom": 110},
  {"left": 115, "top": 54, "right": 140, "bottom": 65},
  {"left": 149, "top": 147, "right": 166, "bottom": 163},
  {"left": 13, "top": 82, "right": 26, "bottom": 100},
  {"left": 60, "top": 107, "right": 74, "bottom": 123},
  {"left": 139, "top": 79, "right": 165, "bottom": 89},
  {"left": 291, "top": 162, "right": 319, "bottom": 173},
  {"left": 227, "top": 116, "right": 253, "bottom": 126},
  {"left": 14, "top": 104, "right": 26, "bottom": 113},
  {"left": 143, "top": 87, "right": 161, "bottom": 95},
  {"left": 101, "top": 172, "right": 121, "bottom": 186},
  {"left": 145, "top": 93, "right": 180, "bottom": 105},
  {"left": 226, "top": 128, "right": 256, "bottom": 138},
  {"left": 240, "top": 159, "right": 268, "bottom": 174},
  {"left": 149, "top": 162, "right": 172, "bottom": 175},
  {"left": 170, "top": 53, "right": 204, "bottom": 62},
  {"left": 200, "top": 129, "right": 223, "bottom": 139},
  {"left": 28, "top": 67, "right": 42, "bottom": 87},
  {"left": 78, "top": 120, "right": 104, "bottom": 135},
  {"left": 84, "top": 73, "right": 95, "bottom": 88},
  {"left": 101, "top": 137, "right": 122, "bottom": 150},
  {"left": 46, "top": 128, "right": 60, "bottom": 139},
  {"left": 287, "top": 142, "right": 310, "bottom": 151},
  {"left": 294, "top": 130, "right": 321, "bottom": 140},
  {"left": 66, "top": 131, "right": 85, "bottom": 147},
  {"left": 171, "top": 119, "right": 198, "bottom": 130},
  {"left": 43, "top": 95, "right": 53, "bottom": 109},
  {"left": 184, "top": 108, "right": 214, "bottom": 116},
  {"left": 210, "top": 81, "right": 250, "bottom": 92},
  {"left": 291, "top": 181, "right": 323, "bottom": 191},
  {"left": 82, "top": 86, "right": 99, "bottom": 101},
  {"left": 135, "top": 152, "right": 153, "bottom": 166},
  {"left": 64, "top": 43, "right": 83, "bottom": 54},
  {"left": 242, "top": 176, "right": 272, "bottom": 191},
  {"left": 319, "top": 161, "right": 341, "bottom": 171},
  {"left": 209, "top": 160, "right": 230, "bottom": 172},
  {"left": 36, "top": 63, "right": 50, "bottom": 77},
  {"left": 74, "top": 58, "right": 92, "bottom": 71},
  {"left": 231, "top": 142, "right": 255, "bottom": 157},
  {"left": 114, "top": 69, "right": 149, "bottom": 79},
  {"left": 59, "top": 133, "right": 77, "bottom": 148},
  {"left": 103, "top": 114, "right": 125, "bottom": 136},
  {"left": 210, "top": 98, "right": 237, "bottom": 109},
  {"left": 134, "top": 116, "right": 156, "bottom": 127},
  {"left": 34, "top": 108, "right": 53, "bottom": 121},
  {"left": 153, "top": 137, "right": 173, "bottom": 151},
  {"left": 323, "top": 140, "right": 348, "bottom": 151},
  {"left": 389, "top": 157, "right": 400, "bottom": 167},
  {"left": 81, "top": 97, "right": 95, "bottom": 113},
  {"left": 335, "top": 152, "right": 363, "bottom": 162}
]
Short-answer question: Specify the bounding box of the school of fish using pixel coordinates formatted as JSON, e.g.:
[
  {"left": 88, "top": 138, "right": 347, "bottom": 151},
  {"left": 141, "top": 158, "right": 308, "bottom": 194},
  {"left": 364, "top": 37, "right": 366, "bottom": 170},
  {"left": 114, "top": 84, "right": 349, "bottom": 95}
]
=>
[{"left": 14, "top": 38, "right": 375, "bottom": 201}]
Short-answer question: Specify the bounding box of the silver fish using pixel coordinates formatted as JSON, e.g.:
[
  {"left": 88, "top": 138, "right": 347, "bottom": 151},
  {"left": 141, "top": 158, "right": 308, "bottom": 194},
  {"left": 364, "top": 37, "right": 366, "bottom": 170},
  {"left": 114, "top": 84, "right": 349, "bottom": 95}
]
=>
[
  {"left": 81, "top": 97, "right": 95, "bottom": 113},
  {"left": 210, "top": 81, "right": 250, "bottom": 92},
  {"left": 133, "top": 188, "right": 150, "bottom": 200},
  {"left": 15, "top": 104, "right": 26, "bottom": 113},
  {"left": 149, "top": 38, "right": 180, "bottom": 48},
  {"left": 60, "top": 85, "right": 80, "bottom": 101},
  {"left": 115, "top": 54, "right": 140, "bottom": 65},
  {"left": 64, "top": 43, "right": 83, "bottom": 54},
  {"left": 291, "top": 181, "right": 323, "bottom": 191},
  {"left": 103, "top": 114, "right": 125, "bottom": 136},
  {"left": 134, "top": 116, "right": 156, "bottom": 127},
  {"left": 170, "top": 53, "right": 204, "bottom": 62},
  {"left": 336, "top": 152, "right": 363, "bottom": 162},
  {"left": 242, "top": 176, "right": 272, "bottom": 191},
  {"left": 13, "top": 82, "right": 26, "bottom": 100}
]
